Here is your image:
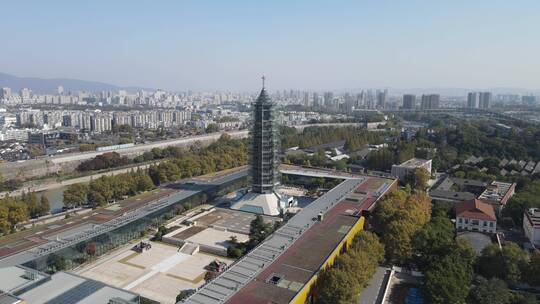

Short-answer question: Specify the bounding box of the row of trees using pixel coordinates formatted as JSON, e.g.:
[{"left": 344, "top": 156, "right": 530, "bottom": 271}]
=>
[
  {"left": 21, "top": 192, "right": 50, "bottom": 219},
  {"left": 63, "top": 169, "right": 155, "bottom": 208},
  {"left": 148, "top": 135, "right": 247, "bottom": 185},
  {"left": 365, "top": 140, "right": 418, "bottom": 171},
  {"left": 77, "top": 152, "right": 131, "bottom": 172},
  {"left": 314, "top": 231, "right": 385, "bottom": 304},
  {"left": 0, "top": 193, "right": 49, "bottom": 235},
  {"left": 280, "top": 126, "right": 385, "bottom": 152},
  {"left": 65, "top": 135, "right": 248, "bottom": 208},
  {"left": 477, "top": 243, "right": 540, "bottom": 288},
  {"left": 371, "top": 189, "right": 432, "bottom": 264}
]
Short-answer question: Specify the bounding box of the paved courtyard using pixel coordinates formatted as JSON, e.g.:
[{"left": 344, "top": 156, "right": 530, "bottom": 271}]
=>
[{"left": 76, "top": 241, "right": 233, "bottom": 304}]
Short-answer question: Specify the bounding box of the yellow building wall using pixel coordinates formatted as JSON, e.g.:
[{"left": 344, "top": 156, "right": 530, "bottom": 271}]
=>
[{"left": 289, "top": 216, "right": 366, "bottom": 304}]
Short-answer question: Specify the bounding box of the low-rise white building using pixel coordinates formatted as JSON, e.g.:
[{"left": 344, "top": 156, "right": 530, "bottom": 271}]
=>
[
  {"left": 455, "top": 199, "right": 497, "bottom": 234},
  {"left": 523, "top": 208, "right": 540, "bottom": 247},
  {"left": 391, "top": 158, "right": 432, "bottom": 181}
]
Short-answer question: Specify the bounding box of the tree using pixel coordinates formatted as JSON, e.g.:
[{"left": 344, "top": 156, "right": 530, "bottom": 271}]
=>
[
  {"left": 403, "top": 167, "right": 430, "bottom": 190},
  {"left": 176, "top": 289, "right": 196, "bottom": 302},
  {"left": 412, "top": 216, "right": 455, "bottom": 270},
  {"left": 0, "top": 207, "right": 10, "bottom": 234},
  {"left": 63, "top": 183, "right": 88, "bottom": 207},
  {"left": 351, "top": 231, "right": 385, "bottom": 263},
  {"left": 23, "top": 192, "right": 39, "bottom": 218},
  {"left": 248, "top": 215, "right": 273, "bottom": 248},
  {"left": 372, "top": 189, "right": 431, "bottom": 263},
  {"left": 136, "top": 173, "right": 155, "bottom": 192},
  {"left": 423, "top": 252, "right": 472, "bottom": 304},
  {"left": 86, "top": 242, "right": 98, "bottom": 256},
  {"left": 469, "top": 277, "right": 513, "bottom": 304},
  {"left": 6, "top": 199, "right": 28, "bottom": 231},
  {"left": 477, "top": 243, "right": 529, "bottom": 284},
  {"left": 205, "top": 123, "right": 219, "bottom": 133},
  {"left": 315, "top": 267, "right": 361, "bottom": 304},
  {"left": 502, "top": 181, "right": 540, "bottom": 227},
  {"left": 154, "top": 225, "right": 168, "bottom": 241},
  {"left": 87, "top": 190, "right": 107, "bottom": 208},
  {"left": 39, "top": 195, "right": 50, "bottom": 216},
  {"left": 204, "top": 271, "right": 219, "bottom": 282},
  {"left": 525, "top": 250, "right": 540, "bottom": 287},
  {"left": 366, "top": 148, "right": 394, "bottom": 171}
]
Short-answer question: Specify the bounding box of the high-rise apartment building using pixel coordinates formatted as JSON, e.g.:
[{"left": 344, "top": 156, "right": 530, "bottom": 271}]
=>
[
  {"left": 402, "top": 94, "right": 416, "bottom": 109},
  {"left": 467, "top": 92, "right": 479, "bottom": 108},
  {"left": 376, "top": 89, "right": 388, "bottom": 109},
  {"left": 421, "top": 94, "right": 440, "bottom": 109},
  {"left": 479, "top": 92, "right": 491, "bottom": 109},
  {"left": 323, "top": 92, "right": 334, "bottom": 108},
  {"left": 468, "top": 92, "right": 491, "bottom": 109}
]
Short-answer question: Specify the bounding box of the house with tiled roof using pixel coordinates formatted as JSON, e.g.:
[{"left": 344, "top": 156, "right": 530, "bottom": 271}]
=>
[{"left": 455, "top": 199, "right": 497, "bottom": 234}]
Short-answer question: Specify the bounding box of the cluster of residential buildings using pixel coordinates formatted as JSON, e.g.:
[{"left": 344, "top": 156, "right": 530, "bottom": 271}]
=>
[
  {"left": 0, "top": 86, "right": 249, "bottom": 108},
  {"left": 464, "top": 155, "right": 540, "bottom": 176}
]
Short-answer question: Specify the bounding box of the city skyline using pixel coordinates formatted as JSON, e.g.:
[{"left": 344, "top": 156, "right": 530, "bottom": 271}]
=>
[{"left": 1, "top": 1, "right": 540, "bottom": 91}]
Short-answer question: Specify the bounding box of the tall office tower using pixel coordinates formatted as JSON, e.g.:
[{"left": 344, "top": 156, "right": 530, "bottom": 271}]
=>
[
  {"left": 312, "top": 92, "right": 319, "bottom": 107},
  {"left": 250, "top": 78, "right": 280, "bottom": 194},
  {"left": 303, "top": 92, "right": 310, "bottom": 107},
  {"left": 421, "top": 94, "right": 440, "bottom": 110},
  {"left": 376, "top": 89, "right": 388, "bottom": 109},
  {"left": 479, "top": 92, "right": 492, "bottom": 109},
  {"left": 467, "top": 92, "right": 480, "bottom": 108},
  {"left": 402, "top": 94, "right": 416, "bottom": 109},
  {"left": 57, "top": 86, "right": 64, "bottom": 96}
]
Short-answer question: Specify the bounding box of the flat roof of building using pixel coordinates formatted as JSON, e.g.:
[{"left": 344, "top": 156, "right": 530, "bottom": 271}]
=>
[
  {"left": 0, "top": 265, "right": 49, "bottom": 294},
  {"left": 18, "top": 271, "right": 139, "bottom": 304},
  {"left": 525, "top": 208, "right": 540, "bottom": 228},
  {"left": 183, "top": 174, "right": 396, "bottom": 304},
  {"left": 478, "top": 181, "right": 515, "bottom": 205},
  {"left": 395, "top": 158, "right": 431, "bottom": 168}
]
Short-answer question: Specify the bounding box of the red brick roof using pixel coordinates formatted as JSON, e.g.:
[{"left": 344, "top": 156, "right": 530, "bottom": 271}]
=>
[{"left": 455, "top": 199, "right": 496, "bottom": 221}]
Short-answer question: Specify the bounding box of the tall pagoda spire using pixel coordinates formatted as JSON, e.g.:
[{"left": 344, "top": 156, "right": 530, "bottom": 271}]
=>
[{"left": 250, "top": 76, "right": 280, "bottom": 194}]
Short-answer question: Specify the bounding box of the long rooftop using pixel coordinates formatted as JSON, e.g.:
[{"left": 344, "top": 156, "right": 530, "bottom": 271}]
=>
[{"left": 183, "top": 173, "right": 396, "bottom": 304}]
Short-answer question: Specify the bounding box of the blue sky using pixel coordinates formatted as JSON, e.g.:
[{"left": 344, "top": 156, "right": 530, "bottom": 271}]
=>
[{"left": 1, "top": 1, "right": 539, "bottom": 91}]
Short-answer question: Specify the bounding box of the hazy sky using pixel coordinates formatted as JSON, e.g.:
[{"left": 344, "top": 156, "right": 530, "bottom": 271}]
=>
[{"left": 1, "top": 0, "right": 539, "bottom": 91}]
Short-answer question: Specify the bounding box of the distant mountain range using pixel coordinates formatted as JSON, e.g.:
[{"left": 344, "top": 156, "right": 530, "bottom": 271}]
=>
[
  {"left": 0, "top": 72, "right": 152, "bottom": 94},
  {"left": 1, "top": 72, "right": 538, "bottom": 96}
]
